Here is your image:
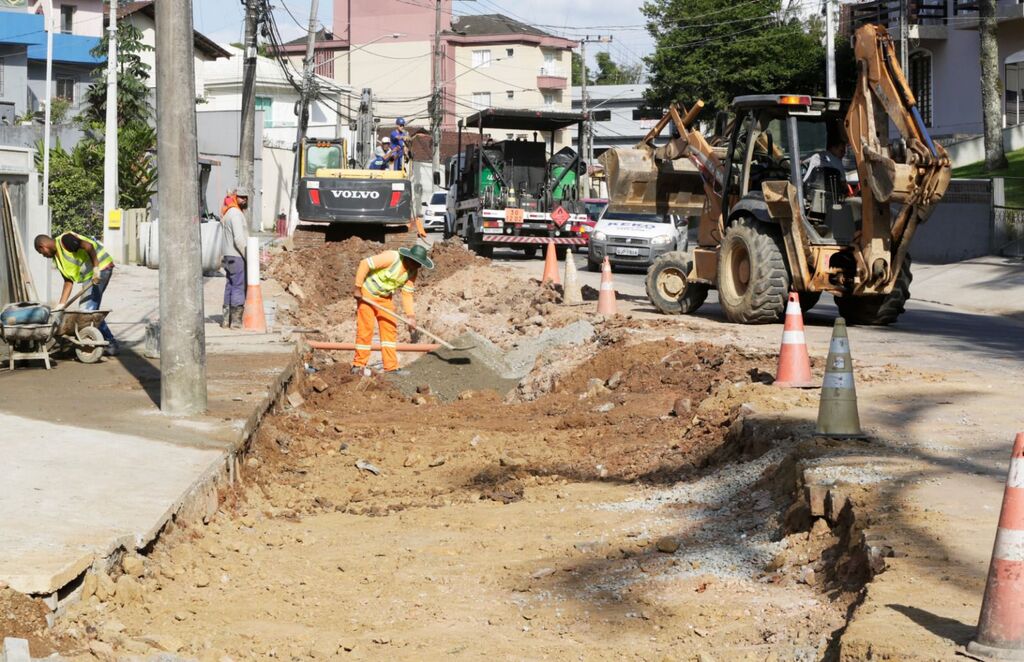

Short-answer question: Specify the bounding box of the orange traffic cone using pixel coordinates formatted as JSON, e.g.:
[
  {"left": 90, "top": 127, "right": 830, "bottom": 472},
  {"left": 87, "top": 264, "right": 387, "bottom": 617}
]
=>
[
  {"left": 243, "top": 237, "right": 267, "bottom": 332},
  {"left": 541, "top": 243, "right": 560, "bottom": 285},
  {"left": 969, "top": 432, "right": 1024, "bottom": 660},
  {"left": 597, "top": 257, "right": 618, "bottom": 315},
  {"left": 774, "top": 292, "right": 814, "bottom": 387}
]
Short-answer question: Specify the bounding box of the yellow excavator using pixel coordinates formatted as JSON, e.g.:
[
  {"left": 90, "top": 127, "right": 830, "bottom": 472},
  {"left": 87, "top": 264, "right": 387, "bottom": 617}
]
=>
[{"left": 600, "top": 24, "right": 951, "bottom": 325}]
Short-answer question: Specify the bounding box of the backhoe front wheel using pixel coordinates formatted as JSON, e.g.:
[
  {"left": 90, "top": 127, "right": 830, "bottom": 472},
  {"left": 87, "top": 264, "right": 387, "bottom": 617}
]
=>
[
  {"left": 836, "top": 258, "right": 912, "bottom": 325},
  {"left": 645, "top": 251, "right": 709, "bottom": 315},
  {"left": 716, "top": 217, "right": 789, "bottom": 324}
]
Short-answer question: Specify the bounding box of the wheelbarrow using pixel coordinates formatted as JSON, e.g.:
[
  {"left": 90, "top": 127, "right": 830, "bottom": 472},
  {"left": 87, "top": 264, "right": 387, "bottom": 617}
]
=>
[{"left": 0, "top": 287, "right": 110, "bottom": 370}]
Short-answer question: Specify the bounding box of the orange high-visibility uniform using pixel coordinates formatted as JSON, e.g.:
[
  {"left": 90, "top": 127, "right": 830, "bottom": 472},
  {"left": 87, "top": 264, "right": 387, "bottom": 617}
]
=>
[{"left": 353, "top": 250, "right": 417, "bottom": 371}]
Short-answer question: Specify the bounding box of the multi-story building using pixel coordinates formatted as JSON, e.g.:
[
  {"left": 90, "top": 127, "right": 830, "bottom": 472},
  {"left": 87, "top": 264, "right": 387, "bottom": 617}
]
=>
[
  {"left": 277, "top": 1, "right": 577, "bottom": 150},
  {"left": 846, "top": 0, "right": 1024, "bottom": 140},
  {"left": 571, "top": 84, "right": 651, "bottom": 155},
  {"left": 0, "top": 1, "right": 104, "bottom": 122}
]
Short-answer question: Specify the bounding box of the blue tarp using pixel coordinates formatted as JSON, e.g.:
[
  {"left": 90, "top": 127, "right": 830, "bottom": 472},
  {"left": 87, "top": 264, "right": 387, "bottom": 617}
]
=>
[{"left": 0, "top": 10, "right": 102, "bottom": 64}]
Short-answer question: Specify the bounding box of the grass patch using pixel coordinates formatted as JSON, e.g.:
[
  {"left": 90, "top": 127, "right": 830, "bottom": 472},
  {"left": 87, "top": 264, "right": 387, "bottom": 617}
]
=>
[{"left": 953, "top": 148, "right": 1024, "bottom": 207}]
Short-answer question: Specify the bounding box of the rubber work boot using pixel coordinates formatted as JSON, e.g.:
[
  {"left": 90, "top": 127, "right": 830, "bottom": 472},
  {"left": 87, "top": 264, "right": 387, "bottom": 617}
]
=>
[
  {"left": 220, "top": 305, "right": 231, "bottom": 328},
  {"left": 230, "top": 306, "right": 244, "bottom": 329}
]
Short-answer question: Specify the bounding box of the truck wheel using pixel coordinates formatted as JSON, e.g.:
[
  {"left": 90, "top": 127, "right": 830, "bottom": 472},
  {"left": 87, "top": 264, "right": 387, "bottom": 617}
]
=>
[
  {"left": 587, "top": 258, "right": 601, "bottom": 272},
  {"left": 645, "top": 251, "right": 709, "bottom": 315},
  {"left": 836, "top": 258, "right": 912, "bottom": 325},
  {"left": 467, "top": 228, "right": 493, "bottom": 258},
  {"left": 522, "top": 247, "right": 538, "bottom": 259},
  {"left": 555, "top": 246, "right": 568, "bottom": 260},
  {"left": 716, "top": 217, "right": 789, "bottom": 324},
  {"left": 443, "top": 213, "right": 455, "bottom": 240}
]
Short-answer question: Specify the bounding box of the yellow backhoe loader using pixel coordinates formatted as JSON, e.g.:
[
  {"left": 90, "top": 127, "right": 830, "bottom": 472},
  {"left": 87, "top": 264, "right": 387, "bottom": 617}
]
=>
[{"left": 600, "top": 24, "right": 951, "bottom": 325}]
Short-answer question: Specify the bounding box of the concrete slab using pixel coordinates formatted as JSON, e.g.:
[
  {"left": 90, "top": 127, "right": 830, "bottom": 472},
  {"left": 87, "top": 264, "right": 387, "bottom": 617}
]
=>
[{"left": 0, "top": 414, "right": 223, "bottom": 595}]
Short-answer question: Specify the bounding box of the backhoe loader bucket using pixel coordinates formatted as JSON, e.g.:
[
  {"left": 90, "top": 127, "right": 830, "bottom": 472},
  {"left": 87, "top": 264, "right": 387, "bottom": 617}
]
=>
[{"left": 599, "top": 146, "right": 707, "bottom": 215}]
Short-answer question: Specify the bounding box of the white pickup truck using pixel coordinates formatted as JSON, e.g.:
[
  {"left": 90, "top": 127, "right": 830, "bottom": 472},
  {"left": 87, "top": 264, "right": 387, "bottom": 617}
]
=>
[{"left": 587, "top": 210, "right": 689, "bottom": 271}]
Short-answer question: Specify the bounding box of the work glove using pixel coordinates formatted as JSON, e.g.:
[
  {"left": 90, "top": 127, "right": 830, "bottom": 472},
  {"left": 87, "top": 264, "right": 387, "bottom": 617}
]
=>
[{"left": 91, "top": 271, "right": 102, "bottom": 285}]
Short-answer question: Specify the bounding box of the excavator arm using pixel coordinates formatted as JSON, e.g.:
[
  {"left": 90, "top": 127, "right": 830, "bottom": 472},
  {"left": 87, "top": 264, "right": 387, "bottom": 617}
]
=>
[{"left": 845, "top": 24, "right": 951, "bottom": 290}]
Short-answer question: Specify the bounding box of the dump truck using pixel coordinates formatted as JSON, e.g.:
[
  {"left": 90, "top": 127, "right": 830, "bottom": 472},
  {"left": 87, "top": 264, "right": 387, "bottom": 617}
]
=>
[
  {"left": 600, "top": 24, "right": 951, "bottom": 325},
  {"left": 294, "top": 137, "right": 413, "bottom": 241},
  {"left": 448, "top": 109, "right": 592, "bottom": 258}
]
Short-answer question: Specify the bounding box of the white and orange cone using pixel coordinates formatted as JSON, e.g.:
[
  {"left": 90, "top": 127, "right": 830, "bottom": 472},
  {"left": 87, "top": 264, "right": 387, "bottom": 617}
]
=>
[
  {"left": 597, "top": 257, "right": 618, "bottom": 315},
  {"left": 969, "top": 431, "right": 1024, "bottom": 660},
  {"left": 243, "top": 236, "right": 267, "bottom": 332},
  {"left": 774, "top": 292, "right": 815, "bottom": 388},
  {"left": 541, "top": 242, "right": 560, "bottom": 285}
]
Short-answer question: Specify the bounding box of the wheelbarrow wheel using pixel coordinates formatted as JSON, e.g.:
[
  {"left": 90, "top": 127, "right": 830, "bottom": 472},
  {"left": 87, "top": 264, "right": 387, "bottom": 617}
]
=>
[{"left": 75, "top": 326, "right": 105, "bottom": 364}]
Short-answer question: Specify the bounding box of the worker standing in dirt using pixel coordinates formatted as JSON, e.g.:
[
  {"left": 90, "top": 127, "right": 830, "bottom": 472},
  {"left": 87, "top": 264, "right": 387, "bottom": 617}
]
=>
[
  {"left": 351, "top": 244, "right": 434, "bottom": 374},
  {"left": 220, "top": 187, "right": 251, "bottom": 329},
  {"left": 33, "top": 232, "right": 119, "bottom": 355}
]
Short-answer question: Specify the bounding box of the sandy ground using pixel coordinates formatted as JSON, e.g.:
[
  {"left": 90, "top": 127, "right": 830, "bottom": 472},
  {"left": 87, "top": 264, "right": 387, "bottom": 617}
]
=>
[{"left": 8, "top": 241, "right": 1023, "bottom": 661}]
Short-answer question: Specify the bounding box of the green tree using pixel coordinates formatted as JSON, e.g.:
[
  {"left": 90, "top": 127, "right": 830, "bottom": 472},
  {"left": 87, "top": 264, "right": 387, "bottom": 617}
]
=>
[
  {"left": 40, "top": 18, "right": 157, "bottom": 234},
  {"left": 571, "top": 52, "right": 590, "bottom": 86},
  {"left": 81, "top": 21, "right": 153, "bottom": 126},
  {"left": 642, "top": 0, "right": 826, "bottom": 116},
  {"left": 593, "top": 52, "right": 643, "bottom": 85}
]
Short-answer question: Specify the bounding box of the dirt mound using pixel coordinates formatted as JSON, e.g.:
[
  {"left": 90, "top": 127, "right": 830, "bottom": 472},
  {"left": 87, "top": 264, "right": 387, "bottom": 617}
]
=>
[
  {"left": 0, "top": 586, "right": 71, "bottom": 656},
  {"left": 418, "top": 239, "right": 488, "bottom": 285},
  {"left": 268, "top": 236, "right": 382, "bottom": 313}
]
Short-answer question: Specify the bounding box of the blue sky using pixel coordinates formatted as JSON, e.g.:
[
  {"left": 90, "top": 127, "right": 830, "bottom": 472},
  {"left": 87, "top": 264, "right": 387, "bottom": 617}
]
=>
[{"left": 191, "top": 0, "right": 654, "bottom": 70}]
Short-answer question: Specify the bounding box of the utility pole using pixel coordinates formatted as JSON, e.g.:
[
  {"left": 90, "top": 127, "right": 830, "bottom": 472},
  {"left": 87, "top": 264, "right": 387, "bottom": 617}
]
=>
[
  {"left": 356, "top": 88, "right": 374, "bottom": 167},
  {"left": 155, "top": 0, "right": 207, "bottom": 415},
  {"left": 825, "top": 0, "right": 836, "bottom": 98},
  {"left": 41, "top": 0, "right": 53, "bottom": 211},
  {"left": 103, "top": 0, "right": 119, "bottom": 256},
  {"left": 288, "top": 0, "right": 320, "bottom": 235},
  {"left": 430, "top": 0, "right": 443, "bottom": 187},
  {"left": 579, "top": 35, "right": 611, "bottom": 195},
  {"left": 238, "top": 0, "right": 262, "bottom": 231}
]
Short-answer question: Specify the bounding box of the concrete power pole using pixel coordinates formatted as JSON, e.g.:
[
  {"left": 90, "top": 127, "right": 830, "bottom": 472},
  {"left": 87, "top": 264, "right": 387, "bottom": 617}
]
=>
[
  {"left": 899, "top": 0, "right": 909, "bottom": 74},
  {"left": 238, "top": 0, "right": 261, "bottom": 230},
  {"left": 579, "top": 35, "right": 611, "bottom": 196},
  {"left": 825, "top": 0, "right": 836, "bottom": 98},
  {"left": 356, "top": 88, "right": 374, "bottom": 167},
  {"left": 288, "top": 0, "right": 320, "bottom": 235},
  {"left": 102, "top": 0, "right": 118, "bottom": 255},
  {"left": 430, "top": 0, "right": 442, "bottom": 187},
  {"left": 155, "top": 0, "right": 207, "bottom": 415}
]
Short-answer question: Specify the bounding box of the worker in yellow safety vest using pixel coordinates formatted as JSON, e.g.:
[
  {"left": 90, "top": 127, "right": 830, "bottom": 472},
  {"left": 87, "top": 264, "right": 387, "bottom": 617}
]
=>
[
  {"left": 351, "top": 244, "right": 434, "bottom": 374},
  {"left": 33, "top": 232, "right": 119, "bottom": 355}
]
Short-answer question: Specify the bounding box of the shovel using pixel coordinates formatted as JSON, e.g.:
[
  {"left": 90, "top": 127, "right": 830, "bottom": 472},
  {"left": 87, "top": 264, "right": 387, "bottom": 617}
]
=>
[
  {"left": 356, "top": 295, "right": 475, "bottom": 351},
  {"left": 53, "top": 282, "right": 94, "bottom": 311}
]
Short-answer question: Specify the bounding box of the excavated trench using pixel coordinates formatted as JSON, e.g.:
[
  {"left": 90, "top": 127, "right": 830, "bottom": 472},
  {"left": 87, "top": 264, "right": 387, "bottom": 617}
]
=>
[{"left": 39, "top": 333, "right": 876, "bottom": 660}]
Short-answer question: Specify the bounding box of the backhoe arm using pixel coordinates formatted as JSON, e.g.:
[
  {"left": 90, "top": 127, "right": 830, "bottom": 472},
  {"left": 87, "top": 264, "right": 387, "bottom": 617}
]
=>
[{"left": 845, "top": 24, "right": 951, "bottom": 290}]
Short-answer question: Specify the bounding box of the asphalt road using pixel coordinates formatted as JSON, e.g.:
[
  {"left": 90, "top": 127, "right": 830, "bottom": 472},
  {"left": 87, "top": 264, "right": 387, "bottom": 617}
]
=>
[{"left": 479, "top": 243, "right": 1024, "bottom": 377}]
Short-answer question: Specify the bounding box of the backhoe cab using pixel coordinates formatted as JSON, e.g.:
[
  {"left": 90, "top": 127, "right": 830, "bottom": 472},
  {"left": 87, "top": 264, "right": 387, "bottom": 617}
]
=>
[{"left": 600, "top": 24, "right": 951, "bottom": 325}]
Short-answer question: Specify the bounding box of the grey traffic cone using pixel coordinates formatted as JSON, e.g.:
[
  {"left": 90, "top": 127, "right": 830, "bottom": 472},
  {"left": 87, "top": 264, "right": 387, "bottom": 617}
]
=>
[
  {"left": 563, "top": 252, "right": 583, "bottom": 306},
  {"left": 815, "top": 317, "right": 865, "bottom": 438}
]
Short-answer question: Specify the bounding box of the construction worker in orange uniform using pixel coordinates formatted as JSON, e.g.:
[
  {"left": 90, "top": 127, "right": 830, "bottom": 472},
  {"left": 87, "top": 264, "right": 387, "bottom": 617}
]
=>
[{"left": 351, "top": 244, "right": 434, "bottom": 374}]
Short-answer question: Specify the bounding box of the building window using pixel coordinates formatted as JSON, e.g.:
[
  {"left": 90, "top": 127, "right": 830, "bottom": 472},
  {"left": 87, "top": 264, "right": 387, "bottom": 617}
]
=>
[
  {"left": 908, "top": 50, "right": 932, "bottom": 127},
  {"left": 506, "top": 48, "right": 514, "bottom": 58},
  {"left": 543, "top": 92, "right": 557, "bottom": 108},
  {"left": 56, "top": 78, "right": 75, "bottom": 103},
  {"left": 472, "top": 92, "right": 491, "bottom": 110},
  {"left": 506, "top": 90, "right": 514, "bottom": 100},
  {"left": 314, "top": 49, "right": 334, "bottom": 78},
  {"left": 471, "top": 50, "right": 491, "bottom": 68},
  {"left": 255, "top": 96, "right": 273, "bottom": 128},
  {"left": 60, "top": 5, "right": 75, "bottom": 34}
]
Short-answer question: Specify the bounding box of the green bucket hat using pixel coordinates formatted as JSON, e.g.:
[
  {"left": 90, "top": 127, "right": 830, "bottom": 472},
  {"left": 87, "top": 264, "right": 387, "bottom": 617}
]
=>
[{"left": 398, "top": 244, "right": 434, "bottom": 269}]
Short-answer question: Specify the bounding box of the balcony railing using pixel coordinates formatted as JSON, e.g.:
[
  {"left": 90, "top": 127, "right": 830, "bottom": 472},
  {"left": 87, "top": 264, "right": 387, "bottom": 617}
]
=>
[
  {"left": 851, "top": 0, "right": 949, "bottom": 29},
  {"left": 539, "top": 64, "right": 565, "bottom": 78}
]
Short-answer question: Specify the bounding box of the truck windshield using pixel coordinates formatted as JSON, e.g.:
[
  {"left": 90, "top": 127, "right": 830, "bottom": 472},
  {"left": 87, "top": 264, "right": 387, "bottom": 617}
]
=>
[{"left": 305, "top": 145, "right": 342, "bottom": 173}]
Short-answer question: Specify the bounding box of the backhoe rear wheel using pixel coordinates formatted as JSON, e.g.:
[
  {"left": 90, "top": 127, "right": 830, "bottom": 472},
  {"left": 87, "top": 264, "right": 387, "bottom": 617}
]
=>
[
  {"left": 645, "top": 251, "right": 709, "bottom": 315},
  {"left": 836, "top": 257, "right": 912, "bottom": 325},
  {"left": 716, "top": 217, "right": 789, "bottom": 324}
]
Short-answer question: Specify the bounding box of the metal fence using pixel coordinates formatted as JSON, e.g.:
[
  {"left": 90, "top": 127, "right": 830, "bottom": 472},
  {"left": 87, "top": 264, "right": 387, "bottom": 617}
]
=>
[{"left": 994, "top": 206, "right": 1024, "bottom": 258}]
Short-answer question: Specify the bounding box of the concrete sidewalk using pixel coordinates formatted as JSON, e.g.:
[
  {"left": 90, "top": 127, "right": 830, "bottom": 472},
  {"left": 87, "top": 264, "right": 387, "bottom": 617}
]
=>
[
  {"left": 0, "top": 266, "right": 297, "bottom": 598},
  {"left": 912, "top": 256, "right": 1024, "bottom": 319}
]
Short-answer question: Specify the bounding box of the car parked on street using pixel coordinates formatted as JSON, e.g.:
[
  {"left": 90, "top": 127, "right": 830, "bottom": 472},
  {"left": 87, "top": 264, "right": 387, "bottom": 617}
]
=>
[
  {"left": 421, "top": 190, "right": 449, "bottom": 231},
  {"left": 588, "top": 210, "right": 688, "bottom": 271}
]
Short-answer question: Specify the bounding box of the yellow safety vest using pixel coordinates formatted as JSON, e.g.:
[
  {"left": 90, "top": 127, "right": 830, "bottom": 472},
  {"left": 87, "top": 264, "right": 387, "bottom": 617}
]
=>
[
  {"left": 54, "top": 232, "right": 113, "bottom": 283},
  {"left": 364, "top": 251, "right": 413, "bottom": 298}
]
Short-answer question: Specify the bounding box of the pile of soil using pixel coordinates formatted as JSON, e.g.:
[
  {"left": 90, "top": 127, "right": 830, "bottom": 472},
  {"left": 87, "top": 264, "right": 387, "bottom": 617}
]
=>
[{"left": 0, "top": 586, "right": 71, "bottom": 656}]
